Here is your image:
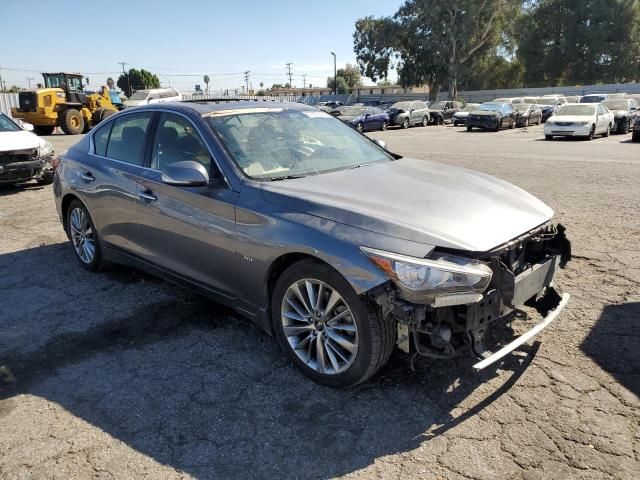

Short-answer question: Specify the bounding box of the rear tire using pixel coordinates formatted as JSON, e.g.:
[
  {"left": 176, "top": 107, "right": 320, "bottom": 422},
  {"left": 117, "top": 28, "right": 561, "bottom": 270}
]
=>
[
  {"left": 381, "top": 121, "right": 388, "bottom": 131},
  {"left": 60, "top": 109, "right": 84, "bottom": 135},
  {"left": 545, "top": 135, "right": 553, "bottom": 140},
  {"left": 467, "top": 125, "right": 472, "bottom": 131},
  {"left": 401, "top": 118, "right": 409, "bottom": 129},
  {"left": 66, "top": 200, "right": 104, "bottom": 271},
  {"left": 271, "top": 260, "right": 395, "bottom": 387},
  {"left": 632, "top": 131, "right": 640, "bottom": 142},
  {"left": 34, "top": 125, "right": 54, "bottom": 136}
]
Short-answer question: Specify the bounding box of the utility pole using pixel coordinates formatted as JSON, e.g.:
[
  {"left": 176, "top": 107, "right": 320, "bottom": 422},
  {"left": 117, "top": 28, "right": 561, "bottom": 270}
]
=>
[
  {"left": 26, "top": 77, "right": 34, "bottom": 88},
  {"left": 302, "top": 74, "right": 307, "bottom": 89},
  {"left": 118, "top": 61, "right": 130, "bottom": 95},
  {"left": 0, "top": 67, "right": 5, "bottom": 92},
  {"left": 286, "top": 63, "right": 293, "bottom": 88},
  {"left": 244, "top": 71, "right": 250, "bottom": 93},
  {"left": 330, "top": 52, "right": 337, "bottom": 95}
]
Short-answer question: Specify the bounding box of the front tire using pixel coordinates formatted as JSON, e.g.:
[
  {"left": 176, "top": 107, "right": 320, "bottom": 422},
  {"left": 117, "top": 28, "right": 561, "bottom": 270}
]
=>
[
  {"left": 603, "top": 124, "right": 610, "bottom": 137},
  {"left": 66, "top": 200, "right": 103, "bottom": 271},
  {"left": 467, "top": 125, "right": 472, "bottom": 131},
  {"left": 633, "top": 131, "right": 640, "bottom": 142},
  {"left": 356, "top": 122, "right": 364, "bottom": 133},
  {"left": 60, "top": 109, "right": 84, "bottom": 135},
  {"left": 422, "top": 116, "right": 429, "bottom": 127},
  {"left": 401, "top": 118, "right": 409, "bottom": 129},
  {"left": 588, "top": 124, "right": 595, "bottom": 140},
  {"left": 381, "top": 121, "right": 388, "bottom": 131},
  {"left": 272, "top": 260, "right": 395, "bottom": 387}
]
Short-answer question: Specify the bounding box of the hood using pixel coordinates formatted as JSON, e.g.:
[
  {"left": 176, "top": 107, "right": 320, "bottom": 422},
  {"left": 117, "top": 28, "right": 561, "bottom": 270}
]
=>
[
  {"left": 0, "top": 130, "right": 42, "bottom": 152},
  {"left": 261, "top": 158, "right": 554, "bottom": 252},
  {"left": 338, "top": 115, "right": 361, "bottom": 122},
  {"left": 453, "top": 111, "right": 470, "bottom": 118},
  {"left": 469, "top": 110, "right": 499, "bottom": 117}
]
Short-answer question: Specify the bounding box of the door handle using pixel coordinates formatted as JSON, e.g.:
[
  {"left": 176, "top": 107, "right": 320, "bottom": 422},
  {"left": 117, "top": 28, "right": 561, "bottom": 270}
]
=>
[
  {"left": 138, "top": 190, "right": 157, "bottom": 202},
  {"left": 80, "top": 172, "right": 95, "bottom": 183}
]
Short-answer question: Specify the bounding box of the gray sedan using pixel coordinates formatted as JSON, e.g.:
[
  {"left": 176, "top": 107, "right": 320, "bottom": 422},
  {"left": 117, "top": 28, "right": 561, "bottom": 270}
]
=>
[{"left": 53, "top": 101, "right": 571, "bottom": 386}]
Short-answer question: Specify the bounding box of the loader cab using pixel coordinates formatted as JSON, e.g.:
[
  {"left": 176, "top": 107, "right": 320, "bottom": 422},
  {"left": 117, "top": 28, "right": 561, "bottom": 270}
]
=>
[{"left": 42, "top": 73, "right": 87, "bottom": 104}]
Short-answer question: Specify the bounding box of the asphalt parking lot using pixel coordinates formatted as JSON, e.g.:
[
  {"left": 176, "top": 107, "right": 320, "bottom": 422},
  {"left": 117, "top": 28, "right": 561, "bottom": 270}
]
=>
[{"left": 1, "top": 123, "right": 639, "bottom": 479}]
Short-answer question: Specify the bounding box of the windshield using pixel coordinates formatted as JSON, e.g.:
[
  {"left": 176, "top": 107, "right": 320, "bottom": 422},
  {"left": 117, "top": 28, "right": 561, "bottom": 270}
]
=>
[
  {"left": 339, "top": 107, "right": 367, "bottom": 116},
  {"left": 478, "top": 103, "right": 501, "bottom": 112},
  {"left": 462, "top": 104, "right": 477, "bottom": 111},
  {"left": 602, "top": 100, "right": 629, "bottom": 110},
  {"left": 514, "top": 104, "right": 531, "bottom": 112},
  {"left": 580, "top": 95, "right": 605, "bottom": 103},
  {"left": 391, "top": 102, "right": 411, "bottom": 111},
  {"left": 523, "top": 98, "right": 537, "bottom": 103},
  {"left": 430, "top": 101, "right": 446, "bottom": 109},
  {"left": 534, "top": 98, "right": 556, "bottom": 106},
  {"left": 0, "top": 113, "right": 21, "bottom": 132},
  {"left": 130, "top": 90, "right": 150, "bottom": 100},
  {"left": 205, "top": 108, "right": 392, "bottom": 179},
  {"left": 557, "top": 105, "right": 595, "bottom": 116}
]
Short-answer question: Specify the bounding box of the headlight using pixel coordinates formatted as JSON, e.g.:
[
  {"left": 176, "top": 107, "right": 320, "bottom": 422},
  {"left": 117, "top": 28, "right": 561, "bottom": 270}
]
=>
[
  {"left": 361, "top": 247, "right": 492, "bottom": 302},
  {"left": 38, "top": 141, "right": 54, "bottom": 157},
  {"left": 574, "top": 121, "right": 588, "bottom": 126}
]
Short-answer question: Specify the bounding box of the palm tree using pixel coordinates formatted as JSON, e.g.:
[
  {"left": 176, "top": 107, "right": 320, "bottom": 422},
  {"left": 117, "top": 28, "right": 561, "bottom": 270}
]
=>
[{"left": 203, "top": 75, "right": 210, "bottom": 93}]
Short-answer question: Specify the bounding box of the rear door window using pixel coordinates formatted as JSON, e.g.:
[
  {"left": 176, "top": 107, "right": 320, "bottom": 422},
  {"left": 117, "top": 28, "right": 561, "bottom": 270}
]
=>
[
  {"left": 105, "top": 112, "right": 154, "bottom": 165},
  {"left": 93, "top": 121, "right": 113, "bottom": 156}
]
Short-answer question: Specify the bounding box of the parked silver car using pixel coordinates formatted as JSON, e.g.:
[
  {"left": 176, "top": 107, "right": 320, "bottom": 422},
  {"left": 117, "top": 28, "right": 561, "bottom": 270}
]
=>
[{"left": 53, "top": 101, "right": 571, "bottom": 386}]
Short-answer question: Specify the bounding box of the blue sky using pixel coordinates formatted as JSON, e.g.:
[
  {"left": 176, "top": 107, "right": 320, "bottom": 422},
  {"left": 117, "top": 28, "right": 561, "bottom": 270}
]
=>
[{"left": 1, "top": 0, "right": 402, "bottom": 92}]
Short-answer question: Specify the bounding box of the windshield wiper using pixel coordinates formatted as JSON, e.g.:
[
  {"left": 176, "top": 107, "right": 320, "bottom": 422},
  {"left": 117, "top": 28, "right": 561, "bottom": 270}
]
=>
[
  {"left": 265, "top": 174, "right": 307, "bottom": 181},
  {"left": 351, "top": 163, "right": 374, "bottom": 169}
]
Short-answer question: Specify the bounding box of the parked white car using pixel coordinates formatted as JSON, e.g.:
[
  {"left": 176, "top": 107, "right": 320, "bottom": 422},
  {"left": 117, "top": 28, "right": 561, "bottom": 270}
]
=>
[
  {"left": 544, "top": 103, "right": 614, "bottom": 140},
  {"left": 124, "top": 88, "right": 182, "bottom": 107},
  {"left": 0, "top": 113, "right": 54, "bottom": 185}
]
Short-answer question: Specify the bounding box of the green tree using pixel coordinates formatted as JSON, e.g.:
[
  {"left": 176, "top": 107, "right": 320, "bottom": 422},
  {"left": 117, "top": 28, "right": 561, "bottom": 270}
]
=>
[
  {"left": 326, "top": 76, "right": 351, "bottom": 94},
  {"left": 8, "top": 85, "right": 20, "bottom": 93},
  {"left": 518, "top": 0, "right": 640, "bottom": 86},
  {"left": 377, "top": 79, "right": 393, "bottom": 86},
  {"left": 337, "top": 63, "right": 363, "bottom": 88},
  {"left": 354, "top": 0, "right": 520, "bottom": 98},
  {"left": 203, "top": 75, "right": 210, "bottom": 93},
  {"left": 117, "top": 68, "right": 160, "bottom": 97}
]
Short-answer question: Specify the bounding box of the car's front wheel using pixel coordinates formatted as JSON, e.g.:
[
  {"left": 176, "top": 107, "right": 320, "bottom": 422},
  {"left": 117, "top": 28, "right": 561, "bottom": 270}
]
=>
[
  {"left": 272, "top": 260, "right": 394, "bottom": 386},
  {"left": 381, "top": 121, "right": 388, "bottom": 131},
  {"left": 401, "top": 118, "right": 409, "bottom": 129},
  {"left": 356, "top": 122, "right": 364, "bottom": 133},
  {"left": 66, "top": 199, "right": 103, "bottom": 271},
  {"left": 422, "top": 116, "right": 429, "bottom": 127}
]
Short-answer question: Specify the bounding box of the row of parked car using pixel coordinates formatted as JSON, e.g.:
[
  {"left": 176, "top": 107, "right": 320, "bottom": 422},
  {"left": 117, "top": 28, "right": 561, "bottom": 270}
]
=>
[{"left": 318, "top": 93, "right": 640, "bottom": 141}]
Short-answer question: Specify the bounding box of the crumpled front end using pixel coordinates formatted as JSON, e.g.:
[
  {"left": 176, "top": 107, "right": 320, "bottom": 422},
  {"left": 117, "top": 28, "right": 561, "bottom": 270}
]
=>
[
  {"left": 367, "top": 223, "right": 572, "bottom": 369},
  {"left": 0, "top": 147, "right": 54, "bottom": 185}
]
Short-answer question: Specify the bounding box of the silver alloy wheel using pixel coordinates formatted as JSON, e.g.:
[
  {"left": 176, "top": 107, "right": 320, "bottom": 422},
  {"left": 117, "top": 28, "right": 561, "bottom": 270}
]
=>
[
  {"left": 281, "top": 278, "right": 359, "bottom": 375},
  {"left": 70, "top": 207, "right": 96, "bottom": 264}
]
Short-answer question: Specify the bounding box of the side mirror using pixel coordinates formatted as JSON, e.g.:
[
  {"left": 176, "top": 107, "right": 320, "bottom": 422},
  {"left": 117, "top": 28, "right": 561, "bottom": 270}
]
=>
[
  {"left": 364, "top": 114, "right": 370, "bottom": 118},
  {"left": 374, "top": 139, "right": 387, "bottom": 150},
  {"left": 161, "top": 160, "right": 209, "bottom": 187}
]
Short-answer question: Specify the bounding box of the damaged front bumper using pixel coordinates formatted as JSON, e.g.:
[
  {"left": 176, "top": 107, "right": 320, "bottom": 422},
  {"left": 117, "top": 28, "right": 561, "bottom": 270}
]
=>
[
  {"left": 0, "top": 149, "right": 53, "bottom": 185},
  {"left": 372, "top": 223, "right": 572, "bottom": 369}
]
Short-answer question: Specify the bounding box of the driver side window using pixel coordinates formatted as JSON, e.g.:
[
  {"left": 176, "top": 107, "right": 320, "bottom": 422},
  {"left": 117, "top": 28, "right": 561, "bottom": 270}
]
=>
[{"left": 150, "top": 113, "right": 213, "bottom": 175}]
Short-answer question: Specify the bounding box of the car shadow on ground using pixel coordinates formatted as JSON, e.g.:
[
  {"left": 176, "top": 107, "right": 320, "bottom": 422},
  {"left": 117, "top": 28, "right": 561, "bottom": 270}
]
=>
[
  {"left": 0, "top": 244, "right": 538, "bottom": 479},
  {"left": 580, "top": 302, "right": 640, "bottom": 398},
  {"left": 0, "top": 182, "right": 47, "bottom": 197}
]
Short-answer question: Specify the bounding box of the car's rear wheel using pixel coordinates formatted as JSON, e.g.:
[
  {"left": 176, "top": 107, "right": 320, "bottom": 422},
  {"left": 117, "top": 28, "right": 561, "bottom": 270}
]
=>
[
  {"left": 272, "top": 260, "right": 394, "bottom": 386},
  {"left": 66, "top": 200, "right": 103, "bottom": 271},
  {"left": 545, "top": 135, "right": 553, "bottom": 140},
  {"left": 633, "top": 131, "right": 640, "bottom": 142},
  {"left": 422, "top": 116, "right": 428, "bottom": 127},
  {"left": 356, "top": 122, "right": 364, "bottom": 133},
  {"left": 622, "top": 119, "right": 631, "bottom": 134},
  {"left": 603, "top": 124, "right": 610, "bottom": 137},
  {"left": 381, "top": 121, "right": 388, "bottom": 131},
  {"left": 467, "top": 125, "right": 472, "bottom": 131}
]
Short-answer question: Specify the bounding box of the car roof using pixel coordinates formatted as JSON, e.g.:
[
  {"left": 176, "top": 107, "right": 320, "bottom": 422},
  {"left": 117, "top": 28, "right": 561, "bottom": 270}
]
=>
[{"left": 125, "top": 100, "right": 317, "bottom": 117}]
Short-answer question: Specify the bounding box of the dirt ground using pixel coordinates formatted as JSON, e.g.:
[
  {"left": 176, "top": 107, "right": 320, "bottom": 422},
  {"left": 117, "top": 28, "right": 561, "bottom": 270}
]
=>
[{"left": 1, "top": 123, "right": 638, "bottom": 479}]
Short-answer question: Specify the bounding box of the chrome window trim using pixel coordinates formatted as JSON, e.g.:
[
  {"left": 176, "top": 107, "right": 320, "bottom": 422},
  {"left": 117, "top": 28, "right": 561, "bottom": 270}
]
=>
[{"left": 89, "top": 108, "right": 231, "bottom": 189}]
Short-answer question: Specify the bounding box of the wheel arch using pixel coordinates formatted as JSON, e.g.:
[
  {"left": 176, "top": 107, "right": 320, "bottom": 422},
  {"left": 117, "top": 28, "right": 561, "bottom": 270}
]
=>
[{"left": 61, "top": 193, "right": 81, "bottom": 233}]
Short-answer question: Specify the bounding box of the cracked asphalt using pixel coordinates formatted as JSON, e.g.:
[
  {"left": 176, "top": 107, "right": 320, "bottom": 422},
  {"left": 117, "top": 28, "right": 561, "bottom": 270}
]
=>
[{"left": 1, "top": 123, "right": 638, "bottom": 479}]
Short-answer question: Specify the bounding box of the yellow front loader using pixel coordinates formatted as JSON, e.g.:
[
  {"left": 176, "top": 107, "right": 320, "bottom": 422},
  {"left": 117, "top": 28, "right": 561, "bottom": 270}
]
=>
[{"left": 11, "top": 73, "right": 120, "bottom": 135}]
